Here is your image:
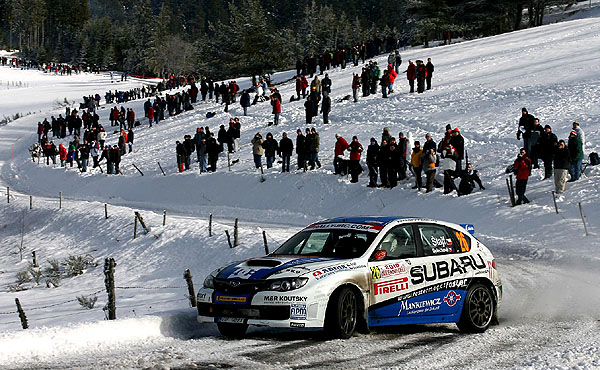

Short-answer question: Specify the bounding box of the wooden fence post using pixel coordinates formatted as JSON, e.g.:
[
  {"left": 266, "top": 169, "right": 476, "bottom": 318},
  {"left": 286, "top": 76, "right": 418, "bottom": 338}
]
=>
[
  {"left": 263, "top": 230, "right": 269, "bottom": 255},
  {"left": 158, "top": 162, "right": 166, "bottom": 176},
  {"left": 579, "top": 202, "right": 589, "bottom": 236},
  {"left": 32, "top": 251, "right": 38, "bottom": 267},
  {"left": 163, "top": 210, "right": 167, "bottom": 226},
  {"left": 551, "top": 191, "right": 559, "bottom": 214},
  {"left": 15, "top": 298, "right": 28, "bottom": 329},
  {"left": 209, "top": 214, "right": 213, "bottom": 237},
  {"left": 134, "top": 212, "right": 150, "bottom": 234},
  {"left": 104, "top": 258, "right": 116, "bottom": 320},
  {"left": 105, "top": 204, "right": 108, "bottom": 219},
  {"left": 234, "top": 218, "right": 239, "bottom": 247},
  {"left": 134, "top": 216, "right": 138, "bottom": 239},
  {"left": 59, "top": 192, "right": 62, "bottom": 209},
  {"left": 7, "top": 187, "right": 9, "bottom": 204},
  {"left": 29, "top": 196, "right": 32, "bottom": 210},
  {"left": 184, "top": 269, "right": 197, "bottom": 307},
  {"left": 225, "top": 230, "right": 233, "bottom": 248}
]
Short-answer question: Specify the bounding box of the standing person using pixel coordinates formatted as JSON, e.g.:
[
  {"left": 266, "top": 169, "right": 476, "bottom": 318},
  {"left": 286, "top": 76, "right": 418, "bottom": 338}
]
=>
[
  {"left": 127, "top": 128, "right": 134, "bottom": 153},
  {"left": 423, "top": 148, "right": 437, "bottom": 193},
  {"left": 567, "top": 130, "right": 583, "bottom": 182},
  {"left": 176, "top": 140, "right": 187, "bottom": 172},
  {"left": 278, "top": 132, "right": 293, "bottom": 173},
  {"left": 118, "top": 130, "right": 127, "bottom": 155},
  {"left": 366, "top": 138, "right": 379, "bottom": 187},
  {"left": 378, "top": 139, "right": 390, "bottom": 187},
  {"left": 397, "top": 132, "right": 408, "bottom": 180},
  {"left": 348, "top": 136, "right": 363, "bottom": 183},
  {"left": 416, "top": 60, "right": 426, "bottom": 93},
  {"left": 90, "top": 140, "right": 100, "bottom": 168},
  {"left": 98, "top": 127, "right": 106, "bottom": 149},
  {"left": 240, "top": 90, "right": 251, "bottom": 116},
  {"left": 410, "top": 141, "right": 423, "bottom": 190},
  {"left": 425, "top": 58, "right": 434, "bottom": 90},
  {"left": 538, "top": 124, "right": 557, "bottom": 179},
  {"left": 207, "top": 137, "right": 221, "bottom": 172},
  {"left": 271, "top": 95, "right": 281, "bottom": 125},
  {"left": 78, "top": 140, "right": 90, "bottom": 172},
  {"left": 321, "top": 73, "right": 332, "bottom": 95},
  {"left": 304, "top": 95, "right": 315, "bottom": 124},
  {"left": 197, "top": 137, "right": 208, "bottom": 172},
  {"left": 217, "top": 125, "right": 228, "bottom": 152},
  {"left": 387, "top": 64, "right": 397, "bottom": 94},
  {"left": 58, "top": 144, "right": 67, "bottom": 167},
  {"left": 321, "top": 93, "right": 331, "bottom": 124},
  {"left": 251, "top": 132, "right": 264, "bottom": 169},
  {"left": 296, "top": 129, "right": 306, "bottom": 170},
  {"left": 147, "top": 105, "right": 154, "bottom": 127},
  {"left": 387, "top": 140, "right": 399, "bottom": 189},
  {"left": 111, "top": 145, "right": 121, "bottom": 174},
  {"left": 513, "top": 148, "right": 531, "bottom": 204},
  {"left": 529, "top": 118, "right": 544, "bottom": 169},
  {"left": 352, "top": 73, "right": 361, "bottom": 103},
  {"left": 394, "top": 50, "right": 402, "bottom": 74},
  {"left": 441, "top": 145, "right": 458, "bottom": 194},
  {"left": 553, "top": 140, "right": 570, "bottom": 193},
  {"left": 233, "top": 117, "right": 241, "bottom": 152},
  {"left": 572, "top": 121, "right": 585, "bottom": 148},
  {"left": 334, "top": 134, "right": 349, "bottom": 175},
  {"left": 517, "top": 108, "right": 535, "bottom": 156},
  {"left": 405, "top": 60, "right": 416, "bottom": 93},
  {"left": 262, "top": 132, "right": 278, "bottom": 169},
  {"left": 449, "top": 128, "right": 465, "bottom": 171},
  {"left": 311, "top": 127, "right": 321, "bottom": 168},
  {"left": 380, "top": 70, "right": 389, "bottom": 98},
  {"left": 183, "top": 135, "right": 195, "bottom": 170}
]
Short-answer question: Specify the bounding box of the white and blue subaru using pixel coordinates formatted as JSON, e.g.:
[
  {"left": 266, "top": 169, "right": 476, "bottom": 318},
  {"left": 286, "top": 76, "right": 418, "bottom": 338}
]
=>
[{"left": 197, "top": 216, "right": 502, "bottom": 338}]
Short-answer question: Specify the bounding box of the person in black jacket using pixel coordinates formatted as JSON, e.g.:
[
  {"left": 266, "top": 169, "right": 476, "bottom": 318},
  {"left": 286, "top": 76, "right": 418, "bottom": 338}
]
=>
[
  {"left": 553, "top": 140, "right": 570, "bottom": 193},
  {"left": 217, "top": 125, "right": 227, "bottom": 152},
  {"left": 416, "top": 60, "right": 426, "bottom": 93},
  {"left": 426, "top": 58, "right": 434, "bottom": 90},
  {"left": 449, "top": 128, "right": 465, "bottom": 171},
  {"left": 529, "top": 118, "right": 544, "bottom": 169},
  {"left": 127, "top": 128, "right": 134, "bottom": 153},
  {"left": 296, "top": 129, "right": 306, "bottom": 170},
  {"left": 423, "top": 133, "right": 436, "bottom": 154},
  {"left": 176, "top": 140, "right": 187, "bottom": 172},
  {"left": 518, "top": 108, "right": 535, "bottom": 155},
  {"left": 240, "top": 90, "right": 251, "bottom": 116},
  {"left": 183, "top": 135, "right": 195, "bottom": 170},
  {"left": 207, "top": 137, "right": 221, "bottom": 172},
  {"left": 377, "top": 139, "right": 390, "bottom": 187},
  {"left": 278, "top": 132, "right": 293, "bottom": 173},
  {"left": 538, "top": 124, "right": 558, "bottom": 179},
  {"left": 262, "top": 132, "right": 278, "bottom": 169},
  {"left": 78, "top": 141, "right": 90, "bottom": 172},
  {"left": 321, "top": 73, "right": 332, "bottom": 95},
  {"left": 321, "top": 94, "right": 331, "bottom": 124},
  {"left": 366, "top": 138, "right": 379, "bottom": 187}
]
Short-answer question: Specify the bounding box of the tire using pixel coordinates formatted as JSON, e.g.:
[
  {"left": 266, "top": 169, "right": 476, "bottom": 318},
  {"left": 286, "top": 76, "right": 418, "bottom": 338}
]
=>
[
  {"left": 324, "top": 286, "right": 358, "bottom": 339},
  {"left": 457, "top": 283, "right": 495, "bottom": 333},
  {"left": 217, "top": 322, "right": 248, "bottom": 338}
]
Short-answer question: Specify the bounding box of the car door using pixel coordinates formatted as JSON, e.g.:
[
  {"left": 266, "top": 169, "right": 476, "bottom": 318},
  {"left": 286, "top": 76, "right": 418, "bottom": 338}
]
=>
[{"left": 367, "top": 224, "right": 417, "bottom": 319}]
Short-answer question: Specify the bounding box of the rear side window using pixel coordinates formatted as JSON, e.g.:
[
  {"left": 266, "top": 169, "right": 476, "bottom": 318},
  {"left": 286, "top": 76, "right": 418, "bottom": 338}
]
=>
[
  {"left": 418, "top": 224, "right": 456, "bottom": 256},
  {"left": 374, "top": 225, "right": 417, "bottom": 259},
  {"left": 450, "top": 228, "right": 471, "bottom": 253}
]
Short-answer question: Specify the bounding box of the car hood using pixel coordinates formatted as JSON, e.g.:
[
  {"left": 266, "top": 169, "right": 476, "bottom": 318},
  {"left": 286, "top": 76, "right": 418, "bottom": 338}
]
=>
[{"left": 215, "top": 256, "right": 345, "bottom": 280}]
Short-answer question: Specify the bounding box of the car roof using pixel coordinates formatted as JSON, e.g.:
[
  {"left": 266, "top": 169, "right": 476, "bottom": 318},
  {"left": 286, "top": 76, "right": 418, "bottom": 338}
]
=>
[{"left": 317, "top": 216, "right": 413, "bottom": 226}]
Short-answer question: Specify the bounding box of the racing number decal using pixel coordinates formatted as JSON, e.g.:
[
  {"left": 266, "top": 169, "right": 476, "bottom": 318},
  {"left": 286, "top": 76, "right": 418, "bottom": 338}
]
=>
[
  {"left": 370, "top": 266, "right": 381, "bottom": 279},
  {"left": 455, "top": 232, "right": 469, "bottom": 252}
]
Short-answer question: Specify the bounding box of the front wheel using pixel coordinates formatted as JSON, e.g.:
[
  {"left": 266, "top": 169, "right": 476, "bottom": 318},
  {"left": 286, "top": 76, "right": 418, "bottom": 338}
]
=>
[
  {"left": 457, "top": 283, "right": 495, "bottom": 333},
  {"left": 324, "top": 287, "right": 358, "bottom": 339},
  {"left": 217, "top": 322, "right": 248, "bottom": 338}
]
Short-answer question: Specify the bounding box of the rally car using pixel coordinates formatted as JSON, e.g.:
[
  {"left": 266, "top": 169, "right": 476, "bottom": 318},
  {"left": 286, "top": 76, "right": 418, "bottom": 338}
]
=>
[{"left": 197, "top": 216, "right": 502, "bottom": 338}]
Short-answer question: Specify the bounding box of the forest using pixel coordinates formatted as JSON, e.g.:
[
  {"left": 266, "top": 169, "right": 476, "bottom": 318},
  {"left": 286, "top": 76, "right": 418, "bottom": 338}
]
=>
[{"left": 0, "top": 0, "right": 574, "bottom": 79}]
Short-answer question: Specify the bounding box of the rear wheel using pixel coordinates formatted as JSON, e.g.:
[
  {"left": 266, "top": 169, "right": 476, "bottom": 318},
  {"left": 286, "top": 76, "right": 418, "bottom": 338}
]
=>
[
  {"left": 457, "top": 283, "right": 494, "bottom": 333},
  {"left": 217, "top": 322, "right": 248, "bottom": 338},
  {"left": 324, "top": 287, "right": 358, "bottom": 339}
]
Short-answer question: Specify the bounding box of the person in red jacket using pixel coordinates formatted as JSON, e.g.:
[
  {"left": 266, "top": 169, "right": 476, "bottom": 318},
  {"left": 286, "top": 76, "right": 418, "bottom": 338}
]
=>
[
  {"left": 334, "top": 134, "right": 349, "bottom": 175},
  {"left": 513, "top": 148, "right": 532, "bottom": 205},
  {"left": 387, "top": 64, "right": 398, "bottom": 94},
  {"left": 271, "top": 95, "right": 281, "bottom": 125},
  {"left": 58, "top": 143, "right": 68, "bottom": 167},
  {"left": 405, "top": 60, "right": 416, "bottom": 93},
  {"left": 147, "top": 106, "right": 154, "bottom": 127},
  {"left": 348, "top": 136, "right": 363, "bottom": 183}
]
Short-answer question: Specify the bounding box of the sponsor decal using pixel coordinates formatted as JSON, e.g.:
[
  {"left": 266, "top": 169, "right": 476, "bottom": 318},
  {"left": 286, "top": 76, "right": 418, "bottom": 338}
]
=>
[
  {"left": 290, "top": 304, "right": 307, "bottom": 320},
  {"left": 431, "top": 247, "right": 453, "bottom": 254},
  {"left": 371, "top": 263, "right": 407, "bottom": 280},
  {"left": 306, "top": 223, "right": 382, "bottom": 233},
  {"left": 312, "top": 262, "right": 362, "bottom": 280},
  {"left": 455, "top": 232, "right": 470, "bottom": 252},
  {"left": 430, "top": 235, "right": 449, "bottom": 247},
  {"left": 263, "top": 295, "right": 308, "bottom": 303},
  {"left": 410, "top": 254, "right": 486, "bottom": 285},
  {"left": 374, "top": 277, "right": 409, "bottom": 295},
  {"left": 197, "top": 293, "right": 209, "bottom": 302},
  {"left": 290, "top": 322, "right": 305, "bottom": 328},
  {"left": 227, "top": 267, "right": 259, "bottom": 279},
  {"left": 396, "top": 279, "right": 469, "bottom": 302},
  {"left": 443, "top": 291, "right": 461, "bottom": 306},
  {"left": 398, "top": 297, "right": 442, "bottom": 316},
  {"left": 216, "top": 296, "right": 247, "bottom": 303}
]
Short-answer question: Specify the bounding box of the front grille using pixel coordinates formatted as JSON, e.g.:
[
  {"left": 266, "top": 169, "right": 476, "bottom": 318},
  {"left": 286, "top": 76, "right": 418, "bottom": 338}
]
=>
[
  {"left": 214, "top": 278, "right": 269, "bottom": 294},
  {"left": 198, "top": 303, "right": 290, "bottom": 320}
]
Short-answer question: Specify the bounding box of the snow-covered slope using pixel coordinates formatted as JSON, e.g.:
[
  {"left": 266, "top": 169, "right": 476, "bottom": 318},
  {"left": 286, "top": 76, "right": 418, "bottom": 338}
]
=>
[{"left": 0, "top": 13, "right": 599, "bottom": 369}]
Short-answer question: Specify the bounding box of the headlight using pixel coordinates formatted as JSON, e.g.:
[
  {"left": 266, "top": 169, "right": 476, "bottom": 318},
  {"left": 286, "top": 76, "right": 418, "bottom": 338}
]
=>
[
  {"left": 268, "top": 277, "right": 308, "bottom": 292},
  {"left": 203, "top": 275, "right": 215, "bottom": 289}
]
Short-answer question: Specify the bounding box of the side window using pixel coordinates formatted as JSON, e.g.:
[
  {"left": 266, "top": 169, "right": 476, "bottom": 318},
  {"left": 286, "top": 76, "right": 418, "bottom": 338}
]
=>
[
  {"left": 450, "top": 228, "right": 471, "bottom": 253},
  {"left": 374, "top": 225, "right": 417, "bottom": 259},
  {"left": 418, "top": 224, "right": 456, "bottom": 256}
]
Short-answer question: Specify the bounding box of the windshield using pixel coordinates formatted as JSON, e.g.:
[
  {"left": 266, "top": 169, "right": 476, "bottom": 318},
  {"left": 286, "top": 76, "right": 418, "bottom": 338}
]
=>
[{"left": 272, "top": 229, "right": 377, "bottom": 259}]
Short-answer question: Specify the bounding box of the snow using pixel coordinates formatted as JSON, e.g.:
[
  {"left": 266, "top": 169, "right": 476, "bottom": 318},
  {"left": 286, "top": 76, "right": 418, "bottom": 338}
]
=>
[{"left": 0, "top": 12, "right": 599, "bottom": 369}]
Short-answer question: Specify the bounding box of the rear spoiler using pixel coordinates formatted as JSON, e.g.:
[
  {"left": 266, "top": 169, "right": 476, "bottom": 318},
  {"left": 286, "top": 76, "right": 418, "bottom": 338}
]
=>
[{"left": 459, "top": 224, "right": 475, "bottom": 235}]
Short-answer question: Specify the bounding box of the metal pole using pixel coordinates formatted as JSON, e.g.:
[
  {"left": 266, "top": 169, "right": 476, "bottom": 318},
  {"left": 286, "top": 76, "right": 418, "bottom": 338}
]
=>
[
  {"left": 551, "top": 191, "right": 558, "bottom": 214},
  {"left": 579, "top": 202, "right": 589, "bottom": 236},
  {"left": 59, "top": 192, "right": 62, "bottom": 209}
]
